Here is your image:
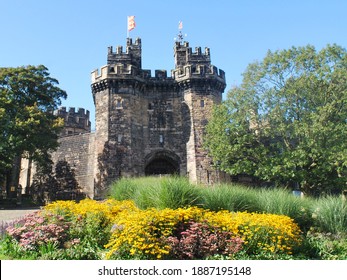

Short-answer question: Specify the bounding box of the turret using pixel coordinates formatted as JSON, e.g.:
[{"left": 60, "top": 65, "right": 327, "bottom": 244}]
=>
[
  {"left": 54, "top": 107, "right": 91, "bottom": 136},
  {"left": 173, "top": 41, "right": 226, "bottom": 185},
  {"left": 107, "top": 37, "right": 142, "bottom": 73},
  {"left": 173, "top": 41, "right": 226, "bottom": 91}
]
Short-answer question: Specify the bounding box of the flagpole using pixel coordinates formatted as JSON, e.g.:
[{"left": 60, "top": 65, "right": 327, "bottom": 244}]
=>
[
  {"left": 127, "top": 16, "right": 129, "bottom": 38},
  {"left": 127, "top": 16, "right": 135, "bottom": 39}
]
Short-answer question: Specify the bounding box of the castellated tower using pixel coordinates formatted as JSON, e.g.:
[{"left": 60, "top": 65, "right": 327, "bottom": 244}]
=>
[
  {"left": 91, "top": 38, "right": 227, "bottom": 197},
  {"left": 54, "top": 107, "right": 91, "bottom": 136},
  {"left": 172, "top": 41, "right": 226, "bottom": 184}
]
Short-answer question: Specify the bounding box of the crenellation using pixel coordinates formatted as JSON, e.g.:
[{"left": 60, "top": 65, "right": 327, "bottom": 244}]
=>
[
  {"left": 20, "top": 37, "right": 229, "bottom": 201},
  {"left": 116, "top": 45, "right": 123, "bottom": 54},
  {"left": 154, "top": 70, "right": 167, "bottom": 79},
  {"left": 92, "top": 37, "right": 228, "bottom": 194},
  {"left": 54, "top": 106, "right": 91, "bottom": 137}
]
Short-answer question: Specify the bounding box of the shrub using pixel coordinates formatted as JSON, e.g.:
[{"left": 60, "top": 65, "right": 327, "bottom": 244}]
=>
[
  {"left": 301, "top": 229, "right": 347, "bottom": 260},
  {"left": 156, "top": 176, "right": 201, "bottom": 209},
  {"left": 198, "top": 184, "right": 261, "bottom": 212},
  {"left": 43, "top": 199, "right": 137, "bottom": 260},
  {"left": 2, "top": 199, "right": 137, "bottom": 260},
  {"left": 109, "top": 177, "right": 143, "bottom": 201},
  {"left": 5, "top": 212, "right": 69, "bottom": 251},
  {"left": 107, "top": 177, "right": 315, "bottom": 231},
  {"left": 312, "top": 196, "right": 347, "bottom": 234},
  {"left": 109, "top": 176, "right": 201, "bottom": 209},
  {"left": 203, "top": 210, "right": 302, "bottom": 256},
  {"left": 166, "top": 220, "right": 244, "bottom": 259},
  {"left": 254, "top": 188, "right": 314, "bottom": 231},
  {"left": 105, "top": 205, "right": 302, "bottom": 260}
]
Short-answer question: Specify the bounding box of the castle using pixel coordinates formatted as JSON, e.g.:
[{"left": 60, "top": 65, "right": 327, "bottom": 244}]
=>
[{"left": 20, "top": 37, "right": 228, "bottom": 199}]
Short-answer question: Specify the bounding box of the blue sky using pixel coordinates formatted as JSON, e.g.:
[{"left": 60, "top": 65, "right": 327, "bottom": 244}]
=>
[{"left": 1, "top": 0, "right": 347, "bottom": 129}]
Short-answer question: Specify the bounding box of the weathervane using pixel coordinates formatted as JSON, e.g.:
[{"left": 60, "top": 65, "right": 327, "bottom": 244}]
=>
[{"left": 174, "top": 21, "right": 187, "bottom": 43}]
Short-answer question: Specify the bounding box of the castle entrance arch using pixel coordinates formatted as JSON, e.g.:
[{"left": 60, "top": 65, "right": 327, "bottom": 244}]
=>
[{"left": 144, "top": 150, "right": 180, "bottom": 176}]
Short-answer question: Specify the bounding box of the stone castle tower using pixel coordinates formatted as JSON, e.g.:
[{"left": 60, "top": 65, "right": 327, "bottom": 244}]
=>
[
  {"left": 91, "top": 38, "right": 227, "bottom": 197},
  {"left": 54, "top": 107, "right": 91, "bottom": 136},
  {"left": 19, "top": 37, "right": 228, "bottom": 199}
]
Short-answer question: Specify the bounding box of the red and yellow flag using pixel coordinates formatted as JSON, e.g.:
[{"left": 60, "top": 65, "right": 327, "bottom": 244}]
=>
[{"left": 128, "top": 16, "right": 136, "bottom": 31}]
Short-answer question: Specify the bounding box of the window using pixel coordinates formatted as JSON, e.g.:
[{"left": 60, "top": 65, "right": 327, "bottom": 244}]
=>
[
  {"left": 166, "top": 102, "right": 172, "bottom": 111},
  {"left": 159, "top": 134, "right": 164, "bottom": 144},
  {"left": 116, "top": 99, "right": 122, "bottom": 109},
  {"left": 200, "top": 100, "right": 205, "bottom": 108}
]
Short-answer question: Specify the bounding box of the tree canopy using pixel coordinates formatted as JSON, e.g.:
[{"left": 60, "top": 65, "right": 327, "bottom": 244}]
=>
[
  {"left": 205, "top": 44, "right": 347, "bottom": 195},
  {"left": 0, "top": 65, "right": 67, "bottom": 185}
]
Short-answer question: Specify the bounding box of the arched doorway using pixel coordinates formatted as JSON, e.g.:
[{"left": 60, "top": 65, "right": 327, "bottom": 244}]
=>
[{"left": 144, "top": 150, "right": 180, "bottom": 176}]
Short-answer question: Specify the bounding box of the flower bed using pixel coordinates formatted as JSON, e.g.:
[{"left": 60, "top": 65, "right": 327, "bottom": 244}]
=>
[
  {"left": 105, "top": 206, "right": 302, "bottom": 259},
  {"left": 1, "top": 199, "right": 303, "bottom": 260}
]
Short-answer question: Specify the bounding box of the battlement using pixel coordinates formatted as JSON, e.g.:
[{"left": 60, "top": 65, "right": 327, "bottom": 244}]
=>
[
  {"left": 174, "top": 41, "right": 211, "bottom": 68},
  {"left": 91, "top": 38, "right": 224, "bottom": 92},
  {"left": 55, "top": 107, "right": 91, "bottom": 136},
  {"left": 56, "top": 106, "right": 90, "bottom": 117},
  {"left": 107, "top": 37, "right": 142, "bottom": 69},
  {"left": 91, "top": 66, "right": 174, "bottom": 83},
  {"left": 172, "top": 64, "right": 225, "bottom": 86}
]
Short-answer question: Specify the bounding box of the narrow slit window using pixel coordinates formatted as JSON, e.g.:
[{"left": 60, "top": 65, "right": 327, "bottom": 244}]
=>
[{"left": 116, "top": 99, "right": 122, "bottom": 108}]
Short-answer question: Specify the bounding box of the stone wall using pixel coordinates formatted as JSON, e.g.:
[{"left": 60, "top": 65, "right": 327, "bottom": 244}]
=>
[
  {"left": 19, "top": 37, "right": 230, "bottom": 200},
  {"left": 51, "top": 132, "right": 95, "bottom": 198},
  {"left": 90, "top": 38, "right": 230, "bottom": 195},
  {"left": 54, "top": 107, "right": 91, "bottom": 136}
]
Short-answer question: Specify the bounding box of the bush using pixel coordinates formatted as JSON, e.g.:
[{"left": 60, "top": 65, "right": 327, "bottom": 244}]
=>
[
  {"left": 3, "top": 181, "right": 346, "bottom": 260},
  {"left": 198, "top": 184, "right": 261, "bottom": 212},
  {"left": 108, "top": 177, "right": 314, "bottom": 231},
  {"left": 312, "top": 196, "right": 347, "bottom": 234},
  {"left": 254, "top": 188, "right": 314, "bottom": 231},
  {"left": 5, "top": 212, "right": 69, "bottom": 251},
  {"left": 166, "top": 220, "right": 244, "bottom": 259},
  {"left": 109, "top": 176, "right": 201, "bottom": 209},
  {"left": 156, "top": 176, "right": 201, "bottom": 209},
  {"left": 105, "top": 205, "right": 302, "bottom": 260},
  {"left": 1, "top": 199, "right": 136, "bottom": 260},
  {"left": 300, "top": 229, "right": 347, "bottom": 260}
]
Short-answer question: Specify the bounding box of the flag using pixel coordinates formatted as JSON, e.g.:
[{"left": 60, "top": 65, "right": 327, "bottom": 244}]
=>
[
  {"left": 178, "top": 21, "right": 183, "bottom": 30},
  {"left": 128, "top": 16, "right": 136, "bottom": 31}
]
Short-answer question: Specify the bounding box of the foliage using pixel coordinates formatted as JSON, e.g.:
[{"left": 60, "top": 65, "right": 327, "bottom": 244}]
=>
[
  {"left": 312, "top": 196, "right": 347, "bottom": 234},
  {"left": 2, "top": 194, "right": 346, "bottom": 260},
  {"left": 203, "top": 210, "right": 302, "bottom": 256},
  {"left": 198, "top": 183, "right": 261, "bottom": 213},
  {"left": 255, "top": 187, "right": 314, "bottom": 231},
  {"left": 1, "top": 199, "right": 135, "bottom": 260},
  {"left": 109, "top": 176, "right": 313, "bottom": 230},
  {"left": 0, "top": 65, "right": 66, "bottom": 186},
  {"left": 204, "top": 44, "right": 347, "bottom": 195},
  {"left": 105, "top": 205, "right": 302, "bottom": 260},
  {"left": 301, "top": 229, "right": 347, "bottom": 260},
  {"left": 166, "top": 220, "right": 244, "bottom": 259},
  {"left": 5, "top": 212, "right": 69, "bottom": 250},
  {"left": 110, "top": 176, "right": 201, "bottom": 209},
  {"left": 3, "top": 212, "right": 69, "bottom": 259}
]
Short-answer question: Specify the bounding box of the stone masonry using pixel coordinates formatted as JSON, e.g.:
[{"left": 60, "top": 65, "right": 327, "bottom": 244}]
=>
[{"left": 20, "top": 37, "right": 228, "bottom": 199}]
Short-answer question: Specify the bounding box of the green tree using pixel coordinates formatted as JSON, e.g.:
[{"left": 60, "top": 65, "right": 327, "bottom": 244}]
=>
[
  {"left": 205, "top": 44, "right": 347, "bottom": 195},
  {"left": 0, "top": 65, "right": 66, "bottom": 193}
]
